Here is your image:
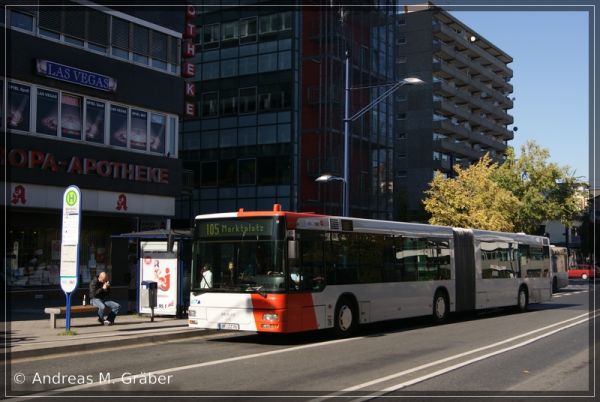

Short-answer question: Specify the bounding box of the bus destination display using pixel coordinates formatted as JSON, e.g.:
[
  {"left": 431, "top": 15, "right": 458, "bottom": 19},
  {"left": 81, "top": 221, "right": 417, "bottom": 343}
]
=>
[{"left": 197, "top": 219, "right": 273, "bottom": 238}]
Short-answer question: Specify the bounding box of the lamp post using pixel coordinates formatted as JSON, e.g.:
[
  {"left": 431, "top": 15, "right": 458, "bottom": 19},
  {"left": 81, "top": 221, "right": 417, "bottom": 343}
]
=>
[{"left": 338, "top": 51, "right": 424, "bottom": 217}]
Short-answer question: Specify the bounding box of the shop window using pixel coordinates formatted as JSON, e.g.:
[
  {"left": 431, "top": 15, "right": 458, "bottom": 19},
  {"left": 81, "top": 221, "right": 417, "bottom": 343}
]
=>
[
  {"left": 61, "top": 94, "right": 83, "bottom": 140},
  {"left": 85, "top": 99, "right": 106, "bottom": 143},
  {"left": 150, "top": 113, "right": 166, "bottom": 153},
  {"left": 110, "top": 105, "right": 128, "bottom": 147},
  {"left": 238, "top": 159, "right": 256, "bottom": 185},
  {"left": 200, "top": 161, "right": 218, "bottom": 187},
  {"left": 130, "top": 109, "right": 148, "bottom": 150},
  {"left": 7, "top": 82, "right": 31, "bottom": 132},
  {"left": 36, "top": 89, "right": 59, "bottom": 136}
]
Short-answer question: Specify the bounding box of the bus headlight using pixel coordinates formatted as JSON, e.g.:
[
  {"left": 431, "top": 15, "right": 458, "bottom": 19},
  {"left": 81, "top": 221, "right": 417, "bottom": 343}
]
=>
[
  {"left": 188, "top": 309, "right": 196, "bottom": 317},
  {"left": 262, "top": 313, "right": 279, "bottom": 321}
]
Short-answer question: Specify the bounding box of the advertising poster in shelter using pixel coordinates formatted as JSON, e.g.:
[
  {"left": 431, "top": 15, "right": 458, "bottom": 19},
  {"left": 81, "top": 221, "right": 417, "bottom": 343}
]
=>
[{"left": 139, "top": 241, "right": 178, "bottom": 315}]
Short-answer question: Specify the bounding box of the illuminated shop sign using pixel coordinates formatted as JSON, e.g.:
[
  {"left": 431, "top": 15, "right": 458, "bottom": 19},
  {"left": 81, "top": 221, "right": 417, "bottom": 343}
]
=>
[
  {"left": 36, "top": 59, "right": 118, "bottom": 93},
  {"left": 2, "top": 147, "right": 169, "bottom": 184},
  {"left": 182, "top": 5, "right": 197, "bottom": 118}
]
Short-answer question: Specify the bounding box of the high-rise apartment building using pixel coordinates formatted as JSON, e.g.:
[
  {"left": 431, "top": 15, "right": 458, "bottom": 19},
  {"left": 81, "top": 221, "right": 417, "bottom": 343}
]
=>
[{"left": 396, "top": 5, "right": 514, "bottom": 219}]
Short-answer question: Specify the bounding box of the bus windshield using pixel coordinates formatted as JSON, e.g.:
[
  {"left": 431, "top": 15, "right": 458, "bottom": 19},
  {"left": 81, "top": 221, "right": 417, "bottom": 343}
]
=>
[{"left": 191, "top": 217, "right": 286, "bottom": 293}]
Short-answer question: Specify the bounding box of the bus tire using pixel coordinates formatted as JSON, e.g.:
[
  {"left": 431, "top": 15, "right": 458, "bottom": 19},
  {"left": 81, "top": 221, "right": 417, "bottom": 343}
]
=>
[
  {"left": 333, "top": 296, "right": 358, "bottom": 338},
  {"left": 432, "top": 290, "right": 449, "bottom": 324},
  {"left": 552, "top": 277, "right": 558, "bottom": 293},
  {"left": 517, "top": 286, "right": 529, "bottom": 312}
]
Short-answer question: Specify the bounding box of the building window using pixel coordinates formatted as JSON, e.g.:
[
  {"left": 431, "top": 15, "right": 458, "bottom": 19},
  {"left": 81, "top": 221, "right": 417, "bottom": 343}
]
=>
[
  {"left": 239, "top": 55, "right": 257, "bottom": 75},
  {"left": 240, "top": 17, "right": 257, "bottom": 44},
  {"left": 203, "top": 23, "right": 220, "bottom": 48},
  {"left": 221, "top": 21, "right": 238, "bottom": 42},
  {"left": 220, "top": 159, "right": 236, "bottom": 186},
  {"left": 10, "top": 9, "right": 34, "bottom": 32},
  {"left": 200, "top": 161, "right": 218, "bottom": 187},
  {"left": 36, "top": 89, "right": 59, "bottom": 136},
  {"left": 202, "top": 61, "right": 219, "bottom": 80},
  {"left": 258, "top": 53, "right": 278, "bottom": 73},
  {"left": 238, "top": 159, "right": 256, "bottom": 185},
  {"left": 61, "top": 94, "right": 83, "bottom": 140},
  {"left": 239, "top": 87, "right": 257, "bottom": 114},
  {"left": 7, "top": 83, "right": 31, "bottom": 132},
  {"left": 130, "top": 109, "right": 148, "bottom": 150},
  {"left": 150, "top": 113, "right": 166, "bottom": 154},
  {"left": 201, "top": 92, "right": 218, "bottom": 117},
  {"left": 110, "top": 105, "right": 128, "bottom": 147},
  {"left": 132, "top": 25, "right": 150, "bottom": 65},
  {"left": 221, "top": 90, "right": 237, "bottom": 116},
  {"left": 85, "top": 99, "right": 106, "bottom": 143}
]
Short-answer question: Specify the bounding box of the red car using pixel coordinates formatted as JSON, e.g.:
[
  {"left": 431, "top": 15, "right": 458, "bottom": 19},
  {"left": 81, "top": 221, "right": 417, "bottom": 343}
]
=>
[{"left": 568, "top": 264, "right": 600, "bottom": 280}]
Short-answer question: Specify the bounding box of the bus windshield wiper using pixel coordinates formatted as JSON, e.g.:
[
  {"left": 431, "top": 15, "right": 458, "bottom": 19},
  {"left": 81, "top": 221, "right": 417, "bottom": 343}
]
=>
[{"left": 247, "top": 285, "right": 267, "bottom": 297}]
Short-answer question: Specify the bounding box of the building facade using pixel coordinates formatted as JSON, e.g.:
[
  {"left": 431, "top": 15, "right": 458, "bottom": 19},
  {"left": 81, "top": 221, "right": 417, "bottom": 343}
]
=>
[
  {"left": 396, "top": 5, "right": 514, "bottom": 219},
  {"left": 3, "top": 2, "right": 184, "bottom": 288},
  {"left": 178, "top": 1, "right": 401, "bottom": 223}
]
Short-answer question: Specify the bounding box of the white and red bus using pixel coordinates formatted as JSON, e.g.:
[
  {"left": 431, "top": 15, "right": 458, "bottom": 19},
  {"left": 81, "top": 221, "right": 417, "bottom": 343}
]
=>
[{"left": 188, "top": 205, "right": 552, "bottom": 336}]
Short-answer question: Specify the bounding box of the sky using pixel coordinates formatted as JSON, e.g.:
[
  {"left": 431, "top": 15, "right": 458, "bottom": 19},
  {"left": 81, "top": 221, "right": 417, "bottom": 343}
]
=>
[{"left": 449, "top": 9, "right": 591, "bottom": 185}]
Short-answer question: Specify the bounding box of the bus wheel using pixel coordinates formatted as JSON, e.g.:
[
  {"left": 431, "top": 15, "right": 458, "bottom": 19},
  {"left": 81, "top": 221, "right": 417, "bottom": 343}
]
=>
[
  {"left": 517, "top": 287, "right": 529, "bottom": 312},
  {"left": 581, "top": 273, "right": 588, "bottom": 280},
  {"left": 432, "top": 291, "right": 449, "bottom": 324},
  {"left": 333, "top": 297, "right": 357, "bottom": 337}
]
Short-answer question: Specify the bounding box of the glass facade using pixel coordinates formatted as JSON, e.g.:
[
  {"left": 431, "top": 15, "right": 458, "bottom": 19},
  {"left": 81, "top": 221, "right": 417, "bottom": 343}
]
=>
[{"left": 178, "top": 4, "right": 398, "bottom": 221}]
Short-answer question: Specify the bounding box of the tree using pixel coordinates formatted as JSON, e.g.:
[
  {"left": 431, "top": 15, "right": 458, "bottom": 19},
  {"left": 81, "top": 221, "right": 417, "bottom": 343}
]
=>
[
  {"left": 423, "top": 154, "right": 519, "bottom": 231},
  {"left": 492, "top": 140, "right": 587, "bottom": 234}
]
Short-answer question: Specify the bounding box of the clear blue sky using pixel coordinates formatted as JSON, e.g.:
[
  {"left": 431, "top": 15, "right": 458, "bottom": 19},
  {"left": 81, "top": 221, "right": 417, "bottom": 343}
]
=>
[{"left": 450, "top": 10, "right": 590, "bottom": 184}]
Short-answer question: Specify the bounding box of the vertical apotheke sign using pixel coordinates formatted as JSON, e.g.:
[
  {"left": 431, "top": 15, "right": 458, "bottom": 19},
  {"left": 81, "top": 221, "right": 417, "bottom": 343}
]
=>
[
  {"left": 60, "top": 185, "right": 82, "bottom": 331},
  {"left": 182, "top": 4, "right": 197, "bottom": 118}
]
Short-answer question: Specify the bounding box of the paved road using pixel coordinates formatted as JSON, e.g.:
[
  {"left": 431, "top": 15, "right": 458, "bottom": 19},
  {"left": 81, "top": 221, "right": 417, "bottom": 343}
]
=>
[{"left": 7, "top": 282, "right": 597, "bottom": 399}]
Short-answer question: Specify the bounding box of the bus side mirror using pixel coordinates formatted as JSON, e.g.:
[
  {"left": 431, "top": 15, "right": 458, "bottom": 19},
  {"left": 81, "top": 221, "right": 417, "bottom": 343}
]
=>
[{"left": 288, "top": 240, "right": 299, "bottom": 260}]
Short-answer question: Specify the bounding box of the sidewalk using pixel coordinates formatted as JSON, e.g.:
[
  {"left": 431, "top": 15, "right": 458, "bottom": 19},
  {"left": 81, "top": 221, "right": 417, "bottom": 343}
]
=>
[{"left": 5, "top": 314, "right": 210, "bottom": 360}]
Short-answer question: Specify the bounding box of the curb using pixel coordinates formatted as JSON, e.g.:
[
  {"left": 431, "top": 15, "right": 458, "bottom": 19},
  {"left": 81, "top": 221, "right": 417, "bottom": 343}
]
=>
[{"left": 8, "top": 328, "right": 217, "bottom": 360}]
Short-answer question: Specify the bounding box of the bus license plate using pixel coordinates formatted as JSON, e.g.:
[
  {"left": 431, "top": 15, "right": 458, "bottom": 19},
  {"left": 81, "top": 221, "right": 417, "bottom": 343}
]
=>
[{"left": 218, "top": 323, "right": 240, "bottom": 330}]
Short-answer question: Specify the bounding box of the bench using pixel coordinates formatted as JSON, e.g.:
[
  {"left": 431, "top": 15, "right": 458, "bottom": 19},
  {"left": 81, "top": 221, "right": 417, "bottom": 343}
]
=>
[{"left": 44, "top": 305, "right": 98, "bottom": 329}]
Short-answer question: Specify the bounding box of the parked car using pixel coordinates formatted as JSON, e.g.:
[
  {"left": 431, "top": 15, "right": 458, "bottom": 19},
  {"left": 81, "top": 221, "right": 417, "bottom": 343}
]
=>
[{"left": 568, "top": 264, "right": 600, "bottom": 280}]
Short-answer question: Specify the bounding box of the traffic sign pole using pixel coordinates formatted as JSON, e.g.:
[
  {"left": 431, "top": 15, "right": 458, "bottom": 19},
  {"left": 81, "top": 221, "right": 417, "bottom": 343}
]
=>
[{"left": 60, "top": 185, "right": 81, "bottom": 332}]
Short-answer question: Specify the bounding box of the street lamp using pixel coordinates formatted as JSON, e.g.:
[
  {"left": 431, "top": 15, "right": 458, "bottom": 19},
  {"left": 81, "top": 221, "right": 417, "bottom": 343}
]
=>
[{"left": 340, "top": 51, "right": 424, "bottom": 217}]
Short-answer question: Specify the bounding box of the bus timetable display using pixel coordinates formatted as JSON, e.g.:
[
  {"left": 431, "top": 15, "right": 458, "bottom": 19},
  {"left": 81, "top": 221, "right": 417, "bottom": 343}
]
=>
[{"left": 197, "top": 219, "right": 274, "bottom": 238}]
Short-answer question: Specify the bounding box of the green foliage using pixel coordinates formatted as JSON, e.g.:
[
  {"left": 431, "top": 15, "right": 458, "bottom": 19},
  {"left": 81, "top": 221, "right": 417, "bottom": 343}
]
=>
[
  {"left": 492, "top": 140, "right": 587, "bottom": 233},
  {"left": 423, "top": 140, "right": 587, "bottom": 234},
  {"left": 423, "top": 154, "right": 519, "bottom": 231}
]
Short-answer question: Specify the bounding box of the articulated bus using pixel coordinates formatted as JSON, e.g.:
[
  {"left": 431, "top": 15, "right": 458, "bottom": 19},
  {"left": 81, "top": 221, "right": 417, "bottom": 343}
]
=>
[
  {"left": 188, "top": 205, "right": 552, "bottom": 336},
  {"left": 550, "top": 246, "right": 569, "bottom": 292}
]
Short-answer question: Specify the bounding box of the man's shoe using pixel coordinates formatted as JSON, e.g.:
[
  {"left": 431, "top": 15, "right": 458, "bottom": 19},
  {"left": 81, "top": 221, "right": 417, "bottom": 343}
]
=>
[
  {"left": 103, "top": 320, "right": 111, "bottom": 325},
  {"left": 98, "top": 317, "right": 105, "bottom": 325}
]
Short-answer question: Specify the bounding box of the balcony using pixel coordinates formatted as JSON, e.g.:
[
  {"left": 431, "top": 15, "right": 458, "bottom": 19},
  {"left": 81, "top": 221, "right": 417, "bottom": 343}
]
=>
[
  {"left": 433, "top": 139, "right": 484, "bottom": 160},
  {"left": 433, "top": 22, "right": 513, "bottom": 79},
  {"left": 433, "top": 60, "right": 512, "bottom": 108},
  {"left": 433, "top": 80, "right": 513, "bottom": 124},
  {"left": 433, "top": 41, "right": 511, "bottom": 92},
  {"left": 433, "top": 119, "right": 507, "bottom": 152}
]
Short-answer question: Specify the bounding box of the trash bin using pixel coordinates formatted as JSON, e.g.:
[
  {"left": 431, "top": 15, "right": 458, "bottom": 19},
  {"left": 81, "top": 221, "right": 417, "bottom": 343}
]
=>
[{"left": 140, "top": 280, "right": 157, "bottom": 309}]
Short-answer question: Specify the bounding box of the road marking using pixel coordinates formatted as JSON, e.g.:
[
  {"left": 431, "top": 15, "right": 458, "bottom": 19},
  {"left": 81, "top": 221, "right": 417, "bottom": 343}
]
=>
[
  {"left": 11, "top": 311, "right": 594, "bottom": 401},
  {"left": 9, "top": 336, "right": 360, "bottom": 400},
  {"left": 310, "top": 311, "right": 593, "bottom": 402}
]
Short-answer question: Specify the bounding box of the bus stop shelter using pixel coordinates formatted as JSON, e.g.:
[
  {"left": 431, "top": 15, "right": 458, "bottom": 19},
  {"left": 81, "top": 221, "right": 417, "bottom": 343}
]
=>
[{"left": 112, "top": 229, "right": 192, "bottom": 318}]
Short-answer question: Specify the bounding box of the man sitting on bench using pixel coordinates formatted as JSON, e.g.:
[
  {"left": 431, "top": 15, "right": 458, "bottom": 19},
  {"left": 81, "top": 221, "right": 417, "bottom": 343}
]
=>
[{"left": 90, "top": 272, "right": 121, "bottom": 325}]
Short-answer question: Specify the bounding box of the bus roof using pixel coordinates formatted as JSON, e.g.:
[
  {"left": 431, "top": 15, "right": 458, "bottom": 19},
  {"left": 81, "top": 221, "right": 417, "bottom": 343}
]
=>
[{"left": 194, "top": 204, "right": 323, "bottom": 230}]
